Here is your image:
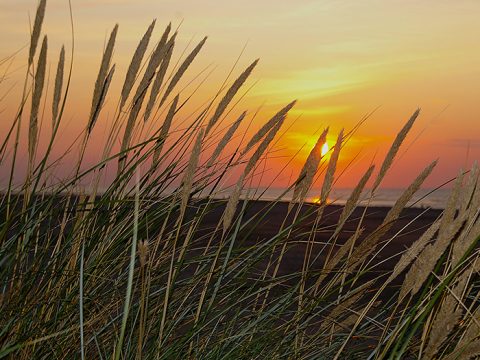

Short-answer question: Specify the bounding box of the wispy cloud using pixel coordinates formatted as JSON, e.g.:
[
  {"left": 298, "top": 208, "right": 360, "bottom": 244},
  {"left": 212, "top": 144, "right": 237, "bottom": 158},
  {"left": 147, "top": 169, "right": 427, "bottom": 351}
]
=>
[
  {"left": 252, "top": 65, "right": 374, "bottom": 101},
  {"left": 445, "top": 139, "right": 480, "bottom": 148}
]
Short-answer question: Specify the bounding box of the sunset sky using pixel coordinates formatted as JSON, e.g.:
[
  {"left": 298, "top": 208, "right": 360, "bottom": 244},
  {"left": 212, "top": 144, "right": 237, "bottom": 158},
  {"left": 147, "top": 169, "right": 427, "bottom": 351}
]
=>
[{"left": 1, "top": 0, "right": 479, "bottom": 189}]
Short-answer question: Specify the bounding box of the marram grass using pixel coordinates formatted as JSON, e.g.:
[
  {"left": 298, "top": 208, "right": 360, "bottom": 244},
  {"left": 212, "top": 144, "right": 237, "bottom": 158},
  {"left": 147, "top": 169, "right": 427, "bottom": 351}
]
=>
[{"left": 0, "top": 2, "right": 479, "bottom": 359}]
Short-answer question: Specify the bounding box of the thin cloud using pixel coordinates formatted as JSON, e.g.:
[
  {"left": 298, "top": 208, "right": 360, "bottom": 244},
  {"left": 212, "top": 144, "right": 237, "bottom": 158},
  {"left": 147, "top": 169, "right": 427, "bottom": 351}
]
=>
[{"left": 445, "top": 139, "right": 480, "bottom": 148}]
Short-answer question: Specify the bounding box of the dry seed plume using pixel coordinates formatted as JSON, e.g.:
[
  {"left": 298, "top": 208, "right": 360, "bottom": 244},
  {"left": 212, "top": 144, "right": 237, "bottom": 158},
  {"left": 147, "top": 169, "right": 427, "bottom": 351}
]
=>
[
  {"left": 207, "top": 111, "right": 246, "bottom": 168},
  {"left": 320, "top": 281, "right": 374, "bottom": 332},
  {"left": 138, "top": 239, "right": 148, "bottom": 268},
  {"left": 438, "top": 169, "right": 464, "bottom": 238},
  {"left": 452, "top": 165, "right": 479, "bottom": 266},
  {"left": 89, "top": 24, "right": 118, "bottom": 125},
  {"left": 446, "top": 307, "right": 480, "bottom": 360},
  {"left": 205, "top": 59, "right": 259, "bottom": 134},
  {"left": 88, "top": 65, "right": 115, "bottom": 134},
  {"left": 152, "top": 94, "right": 179, "bottom": 165},
  {"left": 179, "top": 128, "right": 204, "bottom": 220},
  {"left": 446, "top": 343, "right": 480, "bottom": 360},
  {"left": 400, "top": 214, "right": 466, "bottom": 299},
  {"left": 384, "top": 160, "right": 438, "bottom": 225},
  {"left": 222, "top": 174, "right": 245, "bottom": 233},
  {"left": 290, "top": 127, "right": 329, "bottom": 209},
  {"left": 385, "top": 219, "right": 441, "bottom": 285},
  {"left": 400, "top": 172, "right": 466, "bottom": 298},
  {"left": 244, "top": 115, "right": 284, "bottom": 176},
  {"left": 372, "top": 108, "right": 420, "bottom": 192},
  {"left": 336, "top": 165, "right": 375, "bottom": 232},
  {"left": 144, "top": 36, "right": 175, "bottom": 122},
  {"left": 120, "top": 26, "right": 172, "bottom": 157},
  {"left": 28, "top": 0, "right": 47, "bottom": 66},
  {"left": 120, "top": 19, "right": 156, "bottom": 110},
  {"left": 159, "top": 36, "right": 207, "bottom": 107},
  {"left": 452, "top": 214, "right": 480, "bottom": 268},
  {"left": 223, "top": 105, "right": 291, "bottom": 233},
  {"left": 459, "top": 162, "right": 478, "bottom": 214},
  {"left": 131, "top": 23, "right": 171, "bottom": 109},
  {"left": 243, "top": 100, "right": 296, "bottom": 154},
  {"left": 424, "top": 271, "right": 469, "bottom": 359},
  {"left": 28, "top": 35, "right": 47, "bottom": 163},
  {"left": 316, "top": 229, "right": 364, "bottom": 287},
  {"left": 320, "top": 129, "right": 344, "bottom": 203},
  {"left": 52, "top": 45, "right": 65, "bottom": 130},
  {"left": 348, "top": 160, "right": 437, "bottom": 271}
]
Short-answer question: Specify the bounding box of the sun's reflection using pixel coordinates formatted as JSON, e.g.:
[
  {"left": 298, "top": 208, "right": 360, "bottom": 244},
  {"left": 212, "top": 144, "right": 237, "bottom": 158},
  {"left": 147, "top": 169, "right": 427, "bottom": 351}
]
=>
[{"left": 309, "top": 196, "right": 321, "bottom": 204}]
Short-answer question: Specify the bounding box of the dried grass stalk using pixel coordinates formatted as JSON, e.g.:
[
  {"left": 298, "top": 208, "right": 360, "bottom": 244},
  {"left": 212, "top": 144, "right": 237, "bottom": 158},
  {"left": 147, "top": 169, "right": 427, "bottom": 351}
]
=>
[
  {"left": 452, "top": 217, "right": 480, "bottom": 268},
  {"left": 88, "top": 65, "right": 115, "bottom": 134},
  {"left": 244, "top": 115, "right": 284, "bottom": 176},
  {"left": 446, "top": 307, "right": 480, "bottom": 360},
  {"left": 159, "top": 36, "right": 207, "bottom": 107},
  {"left": 243, "top": 100, "right": 296, "bottom": 154},
  {"left": 452, "top": 164, "right": 480, "bottom": 265},
  {"left": 290, "top": 128, "right": 328, "bottom": 209},
  {"left": 462, "top": 307, "right": 480, "bottom": 342},
  {"left": 336, "top": 165, "right": 375, "bottom": 232},
  {"left": 144, "top": 36, "right": 175, "bottom": 122},
  {"left": 179, "top": 128, "right": 204, "bottom": 219},
  {"left": 28, "top": 35, "right": 47, "bottom": 163},
  {"left": 401, "top": 215, "right": 466, "bottom": 299},
  {"left": 459, "top": 162, "right": 478, "bottom": 213},
  {"left": 438, "top": 169, "right": 464, "bottom": 236},
  {"left": 52, "top": 45, "right": 65, "bottom": 130},
  {"left": 320, "top": 291, "right": 365, "bottom": 330},
  {"left": 424, "top": 271, "right": 469, "bottom": 359},
  {"left": 385, "top": 160, "right": 438, "bottom": 224},
  {"left": 319, "top": 167, "right": 374, "bottom": 279},
  {"left": 205, "top": 59, "right": 259, "bottom": 134},
  {"left": 400, "top": 171, "right": 467, "bottom": 298},
  {"left": 386, "top": 219, "right": 441, "bottom": 285},
  {"left": 372, "top": 109, "right": 420, "bottom": 191},
  {"left": 89, "top": 24, "right": 118, "bottom": 124},
  {"left": 131, "top": 23, "right": 171, "bottom": 108},
  {"left": 323, "top": 281, "right": 376, "bottom": 332},
  {"left": 320, "top": 129, "right": 344, "bottom": 203},
  {"left": 28, "top": 0, "right": 47, "bottom": 66},
  {"left": 446, "top": 343, "right": 480, "bottom": 360},
  {"left": 138, "top": 239, "right": 148, "bottom": 268},
  {"left": 152, "top": 94, "right": 179, "bottom": 165},
  {"left": 316, "top": 229, "right": 364, "bottom": 287},
  {"left": 348, "top": 160, "right": 437, "bottom": 272},
  {"left": 206, "top": 111, "right": 246, "bottom": 168},
  {"left": 120, "top": 27, "right": 172, "bottom": 155},
  {"left": 223, "top": 107, "right": 289, "bottom": 233},
  {"left": 222, "top": 174, "right": 245, "bottom": 233},
  {"left": 120, "top": 19, "right": 156, "bottom": 110}
]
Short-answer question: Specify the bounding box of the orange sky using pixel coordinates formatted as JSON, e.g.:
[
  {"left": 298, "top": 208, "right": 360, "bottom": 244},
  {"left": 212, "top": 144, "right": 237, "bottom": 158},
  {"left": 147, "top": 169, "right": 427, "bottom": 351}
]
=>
[{"left": 1, "top": 0, "right": 479, "bottom": 189}]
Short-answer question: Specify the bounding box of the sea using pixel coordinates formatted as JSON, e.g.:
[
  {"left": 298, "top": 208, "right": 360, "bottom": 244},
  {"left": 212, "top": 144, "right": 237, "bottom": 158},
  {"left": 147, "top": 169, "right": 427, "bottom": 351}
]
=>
[{"left": 213, "top": 187, "right": 452, "bottom": 209}]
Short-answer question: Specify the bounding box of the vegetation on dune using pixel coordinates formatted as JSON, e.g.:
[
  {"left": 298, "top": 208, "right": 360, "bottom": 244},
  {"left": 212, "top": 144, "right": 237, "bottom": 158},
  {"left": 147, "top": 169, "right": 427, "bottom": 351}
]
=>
[{"left": 0, "top": 1, "right": 479, "bottom": 359}]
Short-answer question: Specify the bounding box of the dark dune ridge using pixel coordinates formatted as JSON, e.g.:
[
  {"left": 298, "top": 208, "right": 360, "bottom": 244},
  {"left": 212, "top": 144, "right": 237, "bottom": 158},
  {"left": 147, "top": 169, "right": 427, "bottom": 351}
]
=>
[
  {"left": 2, "top": 195, "right": 442, "bottom": 277},
  {"left": 1, "top": 195, "right": 442, "bottom": 304},
  {"left": 192, "top": 200, "right": 443, "bottom": 299}
]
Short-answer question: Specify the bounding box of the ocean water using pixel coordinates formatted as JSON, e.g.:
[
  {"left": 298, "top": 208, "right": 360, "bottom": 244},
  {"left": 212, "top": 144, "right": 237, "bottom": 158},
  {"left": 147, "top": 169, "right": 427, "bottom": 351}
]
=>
[{"left": 214, "top": 187, "right": 451, "bottom": 209}]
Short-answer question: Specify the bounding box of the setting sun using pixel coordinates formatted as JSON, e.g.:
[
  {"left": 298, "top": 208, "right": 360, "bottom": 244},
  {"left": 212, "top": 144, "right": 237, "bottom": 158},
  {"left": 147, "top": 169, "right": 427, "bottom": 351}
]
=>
[{"left": 321, "top": 142, "right": 329, "bottom": 157}]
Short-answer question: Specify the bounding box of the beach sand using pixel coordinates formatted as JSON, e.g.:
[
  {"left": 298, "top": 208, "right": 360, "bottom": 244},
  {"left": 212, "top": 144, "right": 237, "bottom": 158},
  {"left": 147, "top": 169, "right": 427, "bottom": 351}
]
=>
[{"left": 192, "top": 200, "right": 442, "bottom": 300}]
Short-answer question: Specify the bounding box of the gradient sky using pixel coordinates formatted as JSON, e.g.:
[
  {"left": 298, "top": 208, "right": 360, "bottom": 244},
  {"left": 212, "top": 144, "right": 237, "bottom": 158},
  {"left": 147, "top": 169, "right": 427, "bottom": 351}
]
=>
[{"left": 1, "top": 0, "right": 479, "bottom": 189}]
